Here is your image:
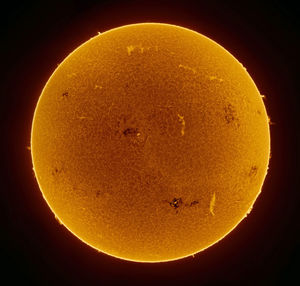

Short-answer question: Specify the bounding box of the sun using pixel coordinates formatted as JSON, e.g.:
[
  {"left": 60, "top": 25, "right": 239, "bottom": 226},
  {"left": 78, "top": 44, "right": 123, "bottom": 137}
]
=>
[{"left": 31, "top": 23, "right": 270, "bottom": 262}]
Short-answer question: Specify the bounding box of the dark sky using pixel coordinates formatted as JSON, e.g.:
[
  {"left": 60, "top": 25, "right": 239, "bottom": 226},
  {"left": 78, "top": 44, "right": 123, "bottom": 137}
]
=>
[{"left": 1, "top": 0, "right": 299, "bottom": 285}]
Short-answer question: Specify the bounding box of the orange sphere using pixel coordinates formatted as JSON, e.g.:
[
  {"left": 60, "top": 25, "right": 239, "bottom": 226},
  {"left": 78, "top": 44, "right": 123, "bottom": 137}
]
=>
[{"left": 31, "top": 23, "right": 270, "bottom": 262}]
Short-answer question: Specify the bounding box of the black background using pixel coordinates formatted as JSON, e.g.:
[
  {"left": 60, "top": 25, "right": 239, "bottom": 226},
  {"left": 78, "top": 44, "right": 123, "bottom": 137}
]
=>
[{"left": 1, "top": 0, "right": 299, "bottom": 285}]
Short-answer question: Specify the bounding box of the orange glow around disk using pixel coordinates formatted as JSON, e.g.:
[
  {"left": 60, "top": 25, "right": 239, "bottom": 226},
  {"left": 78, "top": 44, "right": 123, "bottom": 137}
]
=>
[{"left": 31, "top": 23, "right": 270, "bottom": 262}]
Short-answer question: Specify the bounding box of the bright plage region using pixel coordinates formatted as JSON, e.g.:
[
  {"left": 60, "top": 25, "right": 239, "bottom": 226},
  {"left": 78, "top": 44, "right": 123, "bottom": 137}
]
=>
[{"left": 31, "top": 23, "right": 270, "bottom": 262}]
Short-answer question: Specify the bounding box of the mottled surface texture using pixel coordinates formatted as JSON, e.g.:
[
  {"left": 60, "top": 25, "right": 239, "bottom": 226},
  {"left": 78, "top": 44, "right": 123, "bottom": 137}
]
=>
[{"left": 31, "top": 23, "right": 270, "bottom": 262}]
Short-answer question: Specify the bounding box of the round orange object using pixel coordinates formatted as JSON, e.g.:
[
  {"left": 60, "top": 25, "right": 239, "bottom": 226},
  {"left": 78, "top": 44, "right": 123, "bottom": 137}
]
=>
[{"left": 31, "top": 23, "right": 270, "bottom": 262}]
